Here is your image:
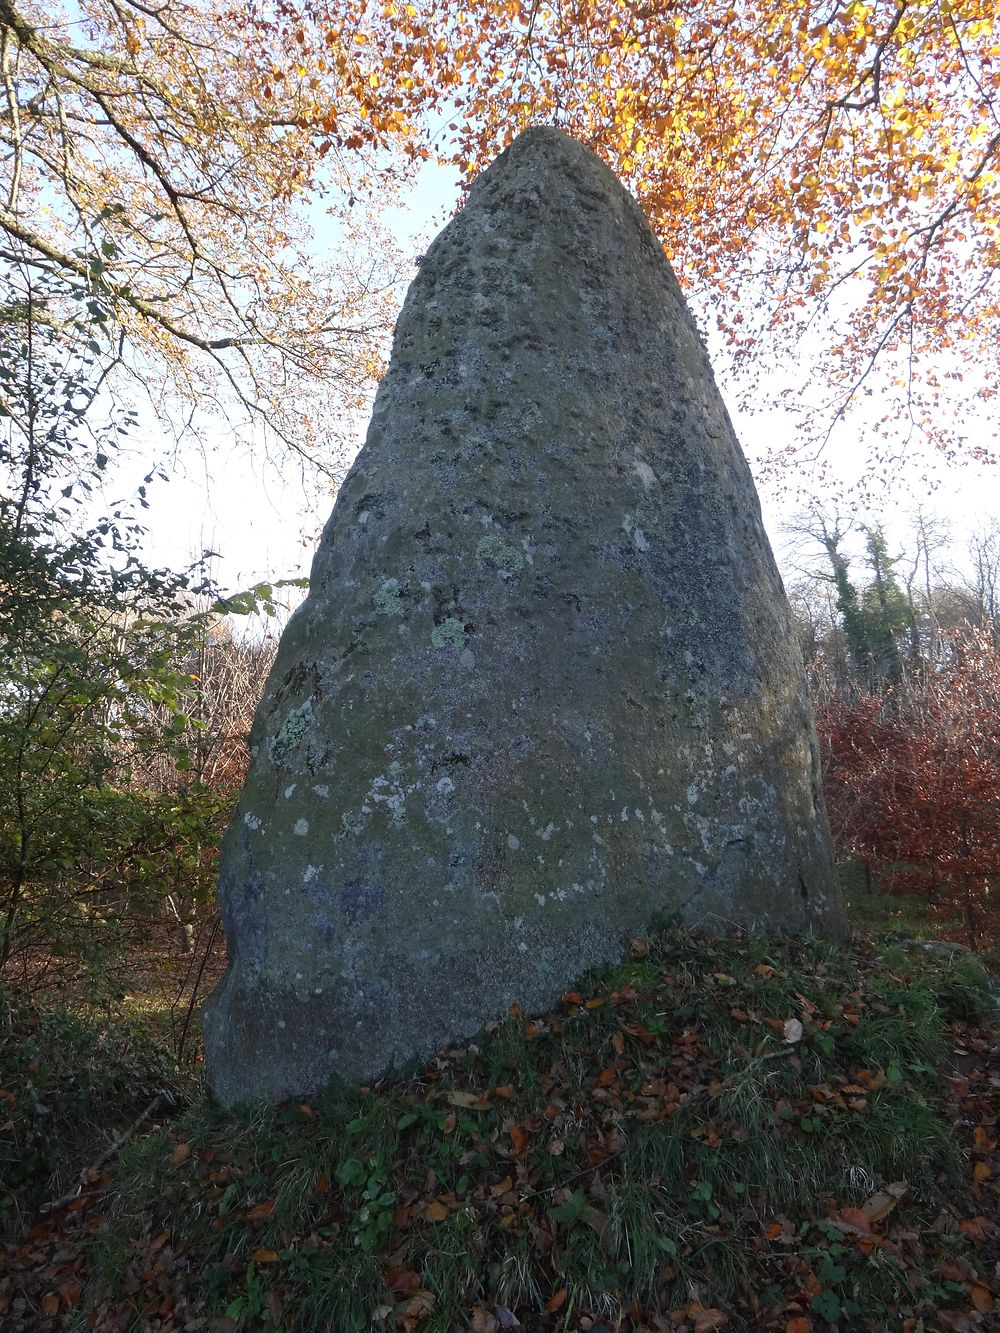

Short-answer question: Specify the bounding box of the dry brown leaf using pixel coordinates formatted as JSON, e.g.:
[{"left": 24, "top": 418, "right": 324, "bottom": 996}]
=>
[
  {"left": 693, "top": 1308, "right": 729, "bottom": 1332},
  {"left": 57, "top": 1280, "right": 81, "bottom": 1308},
  {"left": 387, "top": 1267, "right": 421, "bottom": 1294},
  {"left": 470, "top": 1308, "right": 500, "bottom": 1333},
  {"left": 968, "top": 1284, "right": 994, "bottom": 1313},
  {"left": 447, "top": 1091, "right": 491, "bottom": 1110},
  {"left": 424, "top": 1200, "right": 449, "bottom": 1222},
  {"left": 835, "top": 1206, "right": 873, "bottom": 1236},
  {"left": 862, "top": 1191, "right": 900, "bottom": 1223}
]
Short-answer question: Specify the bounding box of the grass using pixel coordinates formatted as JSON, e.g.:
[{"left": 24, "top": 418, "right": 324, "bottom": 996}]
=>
[
  {"left": 30, "top": 928, "right": 993, "bottom": 1333},
  {"left": 0, "top": 983, "right": 192, "bottom": 1236}
]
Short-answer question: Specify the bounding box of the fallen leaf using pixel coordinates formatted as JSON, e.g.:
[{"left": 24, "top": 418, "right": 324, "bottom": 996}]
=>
[
  {"left": 246, "top": 1201, "right": 275, "bottom": 1220},
  {"left": 169, "top": 1142, "right": 191, "bottom": 1165},
  {"left": 250, "top": 1248, "right": 280, "bottom": 1264},
  {"left": 424, "top": 1200, "right": 449, "bottom": 1222},
  {"left": 40, "top": 1293, "right": 60, "bottom": 1316},
  {"left": 598, "top": 1067, "right": 617, "bottom": 1087},
  {"left": 967, "top": 1284, "right": 994, "bottom": 1313},
  {"left": 491, "top": 1175, "right": 514, "bottom": 1197},
  {"left": 754, "top": 964, "right": 775, "bottom": 978},
  {"left": 545, "top": 1288, "right": 567, "bottom": 1313},
  {"left": 862, "top": 1191, "right": 900, "bottom": 1223},
  {"left": 470, "top": 1308, "right": 500, "bottom": 1333},
  {"left": 630, "top": 938, "right": 650, "bottom": 957},
  {"left": 973, "top": 1161, "right": 991, "bottom": 1182},
  {"left": 509, "top": 1124, "right": 528, "bottom": 1151},
  {"left": 448, "top": 1091, "right": 491, "bottom": 1110},
  {"left": 57, "top": 1280, "right": 81, "bottom": 1308},
  {"left": 835, "top": 1206, "right": 872, "bottom": 1236},
  {"left": 693, "top": 1308, "right": 729, "bottom": 1332},
  {"left": 387, "top": 1267, "right": 421, "bottom": 1294},
  {"left": 786, "top": 1318, "right": 812, "bottom": 1333}
]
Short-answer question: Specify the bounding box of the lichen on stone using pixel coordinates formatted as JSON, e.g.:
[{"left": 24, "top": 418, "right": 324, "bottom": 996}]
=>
[
  {"left": 268, "top": 700, "right": 313, "bottom": 766},
  {"left": 476, "top": 533, "right": 524, "bottom": 574},
  {"left": 373, "top": 578, "right": 404, "bottom": 616},
  {"left": 431, "top": 617, "right": 468, "bottom": 649}
]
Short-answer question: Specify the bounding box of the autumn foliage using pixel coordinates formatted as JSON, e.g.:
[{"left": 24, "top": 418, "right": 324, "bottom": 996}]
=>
[
  {"left": 2, "top": 0, "right": 999, "bottom": 466},
  {"left": 355, "top": 0, "right": 1000, "bottom": 463},
  {"left": 815, "top": 628, "right": 1000, "bottom": 945}
]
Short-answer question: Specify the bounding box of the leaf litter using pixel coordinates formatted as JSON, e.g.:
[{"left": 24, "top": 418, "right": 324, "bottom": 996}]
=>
[{"left": 1, "top": 931, "right": 998, "bottom": 1332}]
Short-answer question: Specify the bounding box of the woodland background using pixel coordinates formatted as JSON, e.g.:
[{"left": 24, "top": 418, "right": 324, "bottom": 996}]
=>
[
  {"left": 1, "top": 0, "right": 999, "bottom": 1060},
  {"left": 3, "top": 5, "right": 1000, "bottom": 1329}
]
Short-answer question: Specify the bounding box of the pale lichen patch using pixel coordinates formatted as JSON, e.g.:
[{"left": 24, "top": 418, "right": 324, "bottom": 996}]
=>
[
  {"left": 373, "top": 578, "right": 404, "bottom": 616},
  {"left": 431, "top": 617, "right": 467, "bottom": 650},
  {"left": 475, "top": 533, "right": 524, "bottom": 574}
]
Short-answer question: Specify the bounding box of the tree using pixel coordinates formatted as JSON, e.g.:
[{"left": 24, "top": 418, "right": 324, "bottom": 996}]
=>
[
  {"left": 0, "top": 0, "right": 417, "bottom": 462},
  {"left": 0, "top": 266, "right": 255, "bottom": 974},
  {"left": 785, "top": 511, "right": 910, "bottom": 684},
  {"left": 360, "top": 0, "right": 1000, "bottom": 466},
  {"left": 816, "top": 628, "right": 1000, "bottom": 947}
]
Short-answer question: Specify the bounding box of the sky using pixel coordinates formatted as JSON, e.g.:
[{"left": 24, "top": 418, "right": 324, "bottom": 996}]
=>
[{"left": 114, "top": 153, "right": 999, "bottom": 610}]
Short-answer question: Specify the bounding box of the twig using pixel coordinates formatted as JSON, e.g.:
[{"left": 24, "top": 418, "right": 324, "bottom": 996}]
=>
[
  {"left": 39, "top": 1088, "right": 174, "bottom": 1214},
  {"left": 174, "top": 913, "right": 220, "bottom": 1066}
]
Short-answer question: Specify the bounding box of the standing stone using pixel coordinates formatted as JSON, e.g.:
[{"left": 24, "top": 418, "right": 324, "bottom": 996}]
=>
[{"left": 203, "top": 127, "right": 842, "bottom": 1106}]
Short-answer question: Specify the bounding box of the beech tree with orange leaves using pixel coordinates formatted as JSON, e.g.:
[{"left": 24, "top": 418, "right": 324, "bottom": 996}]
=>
[
  {"left": 349, "top": 0, "right": 1000, "bottom": 470},
  {"left": 3, "top": 1, "right": 997, "bottom": 468}
]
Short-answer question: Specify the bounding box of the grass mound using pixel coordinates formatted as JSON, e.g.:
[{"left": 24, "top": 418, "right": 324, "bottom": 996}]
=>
[
  {"left": 0, "top": 984, "right": 187, "bottom": 1236},
  {"left": 4, "top": 932, "right": 999, "bottom": 1331}
]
